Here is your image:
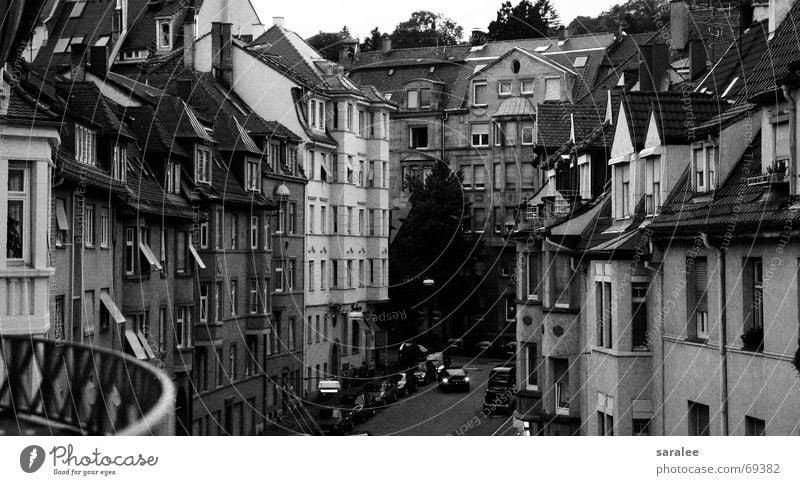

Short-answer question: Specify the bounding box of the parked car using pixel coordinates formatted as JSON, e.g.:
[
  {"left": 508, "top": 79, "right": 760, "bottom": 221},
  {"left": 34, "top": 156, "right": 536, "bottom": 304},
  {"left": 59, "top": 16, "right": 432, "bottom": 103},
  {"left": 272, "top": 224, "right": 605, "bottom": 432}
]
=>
[
  {"left": 501, "top": 342, "right": 517, "bottom": 359},
  {"left": 363, "top": 380, "right": 397, "bottom": 405},
  {"left": 390, "top": 371, "right": 417, "bottom": 397},
  {"left": 339, "top": 393, "right": 376, "bottom": 423},
  {"left": 446, "top": 338, "right": 464, "bottom": 351},
  {"left": 399, "top": 342, "right": 429, "bottom": 366},
  {"left": 477, "top": 341, "right": 494, "bottom": 353},
  {"left": 312, "top": 406, "right": 355, "bottom": 435},
  {"left": 483, "top": 366, "right": 516, "bottom": 415},
  {"left": 439, "top": 368, "right": 470, "bottom": 392},
  {"left": 413, "top": 360, "right": 438, "bottom": 385}
]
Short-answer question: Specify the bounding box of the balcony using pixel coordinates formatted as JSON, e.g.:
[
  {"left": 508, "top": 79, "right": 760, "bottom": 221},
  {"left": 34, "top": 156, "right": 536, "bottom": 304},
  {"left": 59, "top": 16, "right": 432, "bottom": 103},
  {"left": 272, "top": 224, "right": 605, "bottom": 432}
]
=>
[
  {"left": 0, "top": 268, "right": 54, "bottom": 335},
  {"left": 0, "top": 336, "right": 174, "bottom": 435}
]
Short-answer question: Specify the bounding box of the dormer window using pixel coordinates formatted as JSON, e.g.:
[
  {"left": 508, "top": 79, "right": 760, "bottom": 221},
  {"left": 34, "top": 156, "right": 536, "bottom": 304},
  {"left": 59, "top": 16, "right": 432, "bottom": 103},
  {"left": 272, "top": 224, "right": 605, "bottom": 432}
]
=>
[
  {"left": 157, "top": 19, "right": 172, "bottom": 50},
  {"left": 473, "top": 81, "right": 487, "bottom": 106},
  {"left": 195, "top": 145, "right": 211, "bottom": 184},
  {"left": 406, "top": 88, "right": 431, "bottom": 109},
  {"left": 75, "top": 124, "right": 97, "bottom": 165},
  {"left": 165, "top": 161, "right": 181, "bottom": 194},
  {"left": 246, "top": 158, "right": 260, "bottom": 191},
  {"left": 112, "top": 143, "right": 127, "bottom": 182},
  {"left": 692, "top": 143, "right": 717, "bottom": 193},
  {"left": 643, "top": 155, "right": 661, "bottom": 215},
  {"left": 308, "top": 99, "right": 326, "bottom": 130},
  {"left": 611, "top": 161, "right": 631, "bottom": 219}
]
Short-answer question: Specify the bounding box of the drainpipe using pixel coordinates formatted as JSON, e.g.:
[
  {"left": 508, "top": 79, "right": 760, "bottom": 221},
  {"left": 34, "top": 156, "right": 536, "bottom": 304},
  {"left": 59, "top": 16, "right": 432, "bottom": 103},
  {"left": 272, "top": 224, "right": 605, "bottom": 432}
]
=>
[
  {"left": 781, "top": 85, "right": 797, "bottom": 198},
  {"left": 441, "top": 109, "right": 449, "bottom": 164},
  {"left": 701, "top": 232, "right": 728, "bottom": 436},
  {"left": 644, "top": 258, "right": 665, "bottom": 435}
]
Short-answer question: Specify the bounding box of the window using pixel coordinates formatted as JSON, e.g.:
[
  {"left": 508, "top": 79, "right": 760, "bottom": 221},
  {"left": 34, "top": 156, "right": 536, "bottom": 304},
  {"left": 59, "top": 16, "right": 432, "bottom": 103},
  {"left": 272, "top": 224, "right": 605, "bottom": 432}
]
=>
[
  {"left": 358, "top": 110, "right": 366, "bottom": 137},
  {"left": 75, "top": 124, "right": 97, "bottom": 165},
  {"left": 498, "top": 81, "right": 512, "bottom": 96},
  {"left": 382, "top": 162, "right": 389, "bottom": 188},
  {"left": 595, "top": 280, "right": 612, "bottom": 348},
  {"left": 315, "top": 315, "right": 320, "bottom": 343},
  {"left": 175, "top": 306, "right": 192, "bottom": 348},
  {"left": 633, "top": 419, "right": 651, "bottom": 436},
  {"left": 613, "top": 163, "right": 631, "bottom": 219},
  {"left": 504, "top": 164, "right": 517, "bottom": 190},
  {"left": 598, "top": 411, "right": 614, "bottom": 436},
  {"left": 288, "top": 203, "right": 296, "bottom": 235},
  {"left": 368, "top": 210, "right": 375, "bottom": 236},
  {"left": 358, "top": 209, "right": 365, "bottom": 235},
  {"left": 544, "top": 77, "right": 561, "bottom": 101},
  {"left": 383, "top": 210, "right": 389, "bottom": 236},
  {"left": 246, "top": 158, "right": 260, "bottom": 191},
  {"left": 745, "top": 416, "right": 765, "bottom": 436},
  {"left": 473, "top": 81, "right": 487, "bottom": 106},
  {"left": 249, "top": 280, "right": 260, "bottom": 314},
  {"left": 521, "top": 79, "right": 534, "bottom": 95},
  {"left": 521, "top": 122, "right": 535, "bottom": 145},
  {"left": 644, "top": 156, "right": 661, "bottom": 215},
  {"left": 83, "top": 290, "right": 95, "bottom": 335},
  {"left": 383, "top": 260, "right": 388, "bottom": 285},
  {"left": 331, "top": 206, "right": 338, "bottom": 234},
  {"left": 407, "top": 90, "right": 418, "bottom": 108},
  {"left": 112, "top": 143, "right": 127, "bottom": 182},
  {"left": 176, "top": 231, "right": 188, "bottom": 274},
  {"left": 688, "top": 401, "right": 710, "bottom": 436},
  {"left": 578, "top": 156, "right": 591, "bottom": 199},
  {"left": 351, "top": 321, "right": 360, "bottom": 351},
  {"left": 347, "top": 260, "right": 354, "bottom": 288},
  {"left": 573, "top": 56, "right": 588, "bottom": 68},
  {"left": 525, "top": 253, "right": 540, "bottom": 300},
  {"left": 157, "top": 19, "right": 171, "bottom": 49},
  {"left": 308, "top": 205, "right": 315, "bottom": 234},
  {"left": 275, "top": 261, "right": 284, "bottom": 292},
  {"left": 54, "top": 198, "right": 68, "bottom": 248},
  {"left": 692, "top": 144, "right": 717, "bottom": 192},
  {"left": 308, "top": 261, "right": 315, "bottom": 291},
  {"left": 346, "top": 103, "right": 354, "bottom": 131},
  {"left": 368, "top": 161, "right": 375, "bottom": 187},
  {"left": 276, "top": 203, "right": 285, "bottom": 234},
  {"left": 347, "top": 207, "right": 353, "bottom": 234},
  {"left": 473, "top": 165, "right": 486, "bottom": 189},
  {"left": 231, "top": 214, "right": 238, "bottom": 249},
  {"left": 688, "top": 257, "right": 709, "bottom": 339},
  {"left": 54, "top": 295, "right": 65, "bottom": 340},
  {"left": 524, "top": 344, "right": 538, "bottom": 390},
  {"left": 158, "top": 307, "right": 167, "bottom": 353},
  {"left": 473, "top": 207, "right": 486, "bottom": 232},
  {"left": 493, "top": 205, "right": 502, "bottom": 232},
  {"left": 553, "top": 254, "right": 571, "bottom": 308},
  {"left": 159, "top": 228, "right": 167, "bottom": 272},
  {"left": 471, "top": 123, "right": 489, "bottom": 147},
  {"left": 229, "top": 280, "right": 238, "bottom": 316},
  {"left": 83, "top": 205, "right": 95, "bottom": 247},
  {"left": 250, "top": 216, "right": 258, "bottom": 249},
  {"left": 331, "top": 260, "right": 339, "bottom": 288},
  {"left": 165, "top": 161, "right": 181, "bottom": 194},
  {"left": 216, "top": 348, "right": 224, "bottom": 388},
  {"left": 288, "top": 317, "right": 296, "bottom": 351},
  {"left": 743, "top": 258, "right": 764, "bottom": 351},
  {"left": 320, "top": 260, "right": 326, "bottom": 290},
  {"left": 195, "top": 145, "right": 211, "bottom": 184},
  {"left": 263, "top": 212, "right": 271, "bottom": 249},
  {"left": 632, "top": 283, "right": 648, "bottom": 350},
  {"left": 320, "top": 206, "right": 327, "bottom": 234},
  {"left": 229, "top": 343, "right": 237, "bottom": 381},
  {"left": 553, "top": 359, "right": 569, "bottom": 415},
  {"left": 200, "top": 284, "right": 209, "bottom": 323},
  {"left": 263, "top": 278, "right": 270, "bottom": 313},
  {"left": 359, "top": 259, "right": 365, "bottom": 287},
  {"left": 100, "top": 212, "right": 109, "bottom": 248},
  {"left": 409, "top": 126, "right": 428, "bottom": 149},
  {"left": 288, "top": 260, "right": 296, "bottom": 291}
]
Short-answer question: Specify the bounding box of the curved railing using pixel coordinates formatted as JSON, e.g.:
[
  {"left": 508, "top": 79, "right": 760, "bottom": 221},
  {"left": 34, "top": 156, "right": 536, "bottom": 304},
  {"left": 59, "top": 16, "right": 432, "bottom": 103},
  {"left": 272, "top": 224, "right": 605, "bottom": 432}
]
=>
[{"left": 0, "top": 336, "right": 175, "bottom": 436}]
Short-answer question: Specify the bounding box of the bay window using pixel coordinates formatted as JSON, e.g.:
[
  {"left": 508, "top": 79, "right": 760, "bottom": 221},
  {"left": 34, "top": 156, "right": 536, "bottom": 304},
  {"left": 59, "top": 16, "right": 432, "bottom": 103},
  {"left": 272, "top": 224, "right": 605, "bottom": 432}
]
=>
[
  {"left": 112, "top": 143, "right": 127, "bottom": 181},
  {"left": 521, "top": 122, "right": 535, "bottom": 145},
  {"left": 195, "top": 145, "right": 211, "bottom": 184},
  {"left": 692, "top": 143, "right": 717, "bottom": 192},
  {"left": 6, "top": 166, "right": 28, "bottom": 261},
  {"left": 578, "top": 155, "right": 591, "bottom": 200},
  {"left": 613, "top": 162, "right": 631, "bottom": 219},
  {"left": 246, "top": 158, "right": 260, "bottom": 191},
  {"left": 75, "top": 124, "right": 97, "bottom": 165}
]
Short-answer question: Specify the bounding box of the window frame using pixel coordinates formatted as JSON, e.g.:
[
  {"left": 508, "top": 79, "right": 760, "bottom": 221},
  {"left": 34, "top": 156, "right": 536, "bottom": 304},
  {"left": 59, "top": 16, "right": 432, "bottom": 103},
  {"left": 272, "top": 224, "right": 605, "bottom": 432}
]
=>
[{"left": 472, "top": 81, "right": 488, "bottom": 107}]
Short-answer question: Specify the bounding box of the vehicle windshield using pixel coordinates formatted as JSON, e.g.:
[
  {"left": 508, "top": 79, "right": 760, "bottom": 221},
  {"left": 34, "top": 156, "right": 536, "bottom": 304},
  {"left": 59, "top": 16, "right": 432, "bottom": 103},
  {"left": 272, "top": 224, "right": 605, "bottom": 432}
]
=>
[{"left": 488, "top": 377, "right": 510, "bottom": 388}]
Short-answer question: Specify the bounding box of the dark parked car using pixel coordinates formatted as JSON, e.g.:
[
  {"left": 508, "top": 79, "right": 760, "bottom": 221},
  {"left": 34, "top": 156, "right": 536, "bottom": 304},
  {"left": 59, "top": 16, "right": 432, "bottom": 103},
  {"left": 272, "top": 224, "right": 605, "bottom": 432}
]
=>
[
  {"left": 413, "top": 360, "right": 438, "bottom": 385},
  {"left": 483, "top": 366, "right": 516, "bottom": 415},
  {"left": 339, "top": 393, "right": 376, "bottom": 423},
  {"left": 439, "top": 368, "right": 470, "bottom": 392},
  {"left": 399, "top": 342, "right": 429, "bottom": 367},
  {"left": 390, "top": 371, "right": 417, "bottom": 397},
  {"left": 312, "top": 406, "right": 354, "bottom": 435},
  {"left": 363, "top": 380, "right": 397, "bottom": 405}
]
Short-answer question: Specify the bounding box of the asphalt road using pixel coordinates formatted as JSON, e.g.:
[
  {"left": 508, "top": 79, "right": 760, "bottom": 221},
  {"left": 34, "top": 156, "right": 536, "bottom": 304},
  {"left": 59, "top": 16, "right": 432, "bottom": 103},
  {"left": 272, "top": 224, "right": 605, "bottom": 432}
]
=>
[{"left": 353, "top": 357, "right": 517, "bottom": 436}]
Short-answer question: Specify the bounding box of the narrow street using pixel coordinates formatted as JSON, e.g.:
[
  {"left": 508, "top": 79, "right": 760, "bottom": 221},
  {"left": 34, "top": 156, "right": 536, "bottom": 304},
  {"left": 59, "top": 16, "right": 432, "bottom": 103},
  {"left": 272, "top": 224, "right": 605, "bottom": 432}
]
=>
[{"left": 353, "top": 357, "right": 517, "bottom": 436}]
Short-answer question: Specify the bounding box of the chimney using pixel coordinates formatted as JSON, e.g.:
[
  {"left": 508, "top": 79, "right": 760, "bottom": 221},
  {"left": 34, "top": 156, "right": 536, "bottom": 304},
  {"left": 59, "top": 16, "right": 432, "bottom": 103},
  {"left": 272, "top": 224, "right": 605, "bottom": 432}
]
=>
[
  {"left": 211, "top": 22, "right": 233, "bottom": 85},
  {"left": 470, "top": 29, "right": 485, "bottom": 46},
  {"left": 688, "top": 39, "right": 707, "bottom": 81},
  {"left": 752, "top": 1, "right": 770, "bottom": 22},
  {"left": 70, "top": 43, "right": 88, "bottom": 82},
  {"left": 273, "top": 17, "right": 284, "bottom": 29},
  {"left": 769, "top": 0, "right": 795, "bottom": 38},
  {"left": 638, "top": 44, "right": 654, "bottom": 92},
  {"left": 88, "top": 45, "right": 108, "bottom": 77},
  {"left": 670, "top": 0, "right": 689, "bottom": 51},
  {"left": 183, "top": 23, "right": 195, "bottom": 69},
  {"left": 175, "top": 79, "right": 193, "bottom": 102},
  {"left": 557, "top": 25, "right": 566, "bottom": 41},
  {"left": 652, "top": 43, "right": 668, "bottom": 91},
  {"left": 381, "top": 34, "right": 392, "bottom": 53}
]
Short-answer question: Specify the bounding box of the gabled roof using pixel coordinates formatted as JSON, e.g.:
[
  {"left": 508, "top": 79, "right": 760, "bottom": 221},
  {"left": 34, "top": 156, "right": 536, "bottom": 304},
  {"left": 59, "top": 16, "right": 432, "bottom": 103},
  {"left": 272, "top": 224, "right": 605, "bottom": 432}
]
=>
[
  {"left": 465, "top": 33, "right": 615, "bottom": 62},
  {"left": 747, "top": 0, "right": 800, "bottom": 99},
  {"left": 124, "top": 0, "right": 190, "bottom": 51},
  {"left": 56, "top": 81, "right": 136, "bottom": 138},
  {"left": 124, "top": 151, "right": 197, "bottom": 220},
  {"left": 251, "top": 24, "right": 328, "bottom": 85},
  {"left": 126, "top": 104, "right": 190, "bottom": 157},
  {"left": 469, "top": 47, "right": 576, "bottom": 80}
]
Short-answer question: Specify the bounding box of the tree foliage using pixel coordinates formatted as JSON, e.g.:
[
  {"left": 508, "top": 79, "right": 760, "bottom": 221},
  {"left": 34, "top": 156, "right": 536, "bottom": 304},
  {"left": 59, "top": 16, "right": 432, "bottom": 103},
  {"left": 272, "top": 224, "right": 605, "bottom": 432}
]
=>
[
  {"left": 360, "top": 27, "right": 384, "bottom": 52},
  {"left": 487, "top": 0, "right": 560, "bottom": 41},
  {"left": 389, "top": 162, "right": 483, "bottom": 336},
  {"left": 568, "top": 0, "right": 662, "bottom": 36},
  {"left": 390, "top": 11, "right": 464, "bottom": 49},
  {"left": 307, "top": 26, "right": 352, "bottom": 62}
]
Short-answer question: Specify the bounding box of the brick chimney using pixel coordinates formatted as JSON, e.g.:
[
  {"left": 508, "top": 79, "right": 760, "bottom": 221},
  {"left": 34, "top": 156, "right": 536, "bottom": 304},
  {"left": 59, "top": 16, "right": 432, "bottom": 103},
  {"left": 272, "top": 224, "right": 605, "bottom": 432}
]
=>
[
  {"left": 381, "top": 34, "right": 391, "bottom": 53},
  {"left": 688, "top": 39, "right": 707, "bottom": 81},
  {"left": 670, "top": 0, "right": 689, "bottom": 51},
  {"left": 557, "top": 25, "right": 566, "bottom": 41},
  {"left": 211, "top": 22, "right": 233, "bottom": 85},
  {"left": 273, "top": 17, "right": 284, "bottom": 29},
  {"left": 70, "top": 43, "right": 88, "bottom": 82},
  {"left": 89, "top": 45, "right": 108, "bottom": 77},
  {"left": 183, "top": 23, "right": 195, "bottom": 69}
]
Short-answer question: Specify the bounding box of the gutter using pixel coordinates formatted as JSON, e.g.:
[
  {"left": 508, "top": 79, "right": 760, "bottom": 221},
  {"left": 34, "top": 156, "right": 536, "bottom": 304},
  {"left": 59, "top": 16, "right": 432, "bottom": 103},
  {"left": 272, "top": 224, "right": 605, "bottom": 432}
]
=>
[
  {"left": 701, "top": 232, "right": 728, "bottom": 436},
  {"left": 781, "top": 85, "right": 797, "bottom": 199}
]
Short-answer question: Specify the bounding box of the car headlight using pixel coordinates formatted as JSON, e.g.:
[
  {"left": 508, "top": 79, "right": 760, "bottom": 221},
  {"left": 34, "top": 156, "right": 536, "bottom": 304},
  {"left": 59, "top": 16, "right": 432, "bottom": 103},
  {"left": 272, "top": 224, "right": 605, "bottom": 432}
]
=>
[
  {"left": 464, "top": 377, "right": 470, "bottom": 382},
  {"left": 442, "top": 378, "right": 449, "bottom": 384}
]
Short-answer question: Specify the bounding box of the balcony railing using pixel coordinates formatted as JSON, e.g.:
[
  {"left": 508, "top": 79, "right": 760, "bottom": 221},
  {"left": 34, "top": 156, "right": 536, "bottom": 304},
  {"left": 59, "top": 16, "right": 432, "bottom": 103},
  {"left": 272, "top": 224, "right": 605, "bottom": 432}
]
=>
[{"left": 0, "top": 336, "right": 175, "bottom": 435}]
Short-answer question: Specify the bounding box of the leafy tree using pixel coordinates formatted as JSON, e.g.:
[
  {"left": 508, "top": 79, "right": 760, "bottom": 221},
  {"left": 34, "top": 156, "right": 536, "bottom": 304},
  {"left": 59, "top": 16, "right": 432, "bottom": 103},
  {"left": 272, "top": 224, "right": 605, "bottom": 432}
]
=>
[
  {"left": 389, "top": 162, "right": 483, "bottom": 344},
  {"left": 568, "top": 0, "right": 662, "bottom": 35},
  {"left": 391, "top": 11, "right": 463, "bottom": 49},
  {"left": 360, "top": 27, "right": 384, "bottom": 52},
  {"left": 487, "top": 0, "right": 560, "bottom": 41},
  {"left": 307, "top": 26, "right": 352, "bottom": 61}
]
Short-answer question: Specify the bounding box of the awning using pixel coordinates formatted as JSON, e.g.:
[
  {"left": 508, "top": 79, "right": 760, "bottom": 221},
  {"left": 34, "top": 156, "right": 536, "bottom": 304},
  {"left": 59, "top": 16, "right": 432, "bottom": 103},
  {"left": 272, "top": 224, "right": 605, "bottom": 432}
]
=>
[
  {"left": 137, "top": 331, "right": 156, "bottom": 359},
  {"left": 99, "top": 292, "right": 126, "bottom": 324},
  {"left": 124, "top": 330, "right": 147, "bottom": 360},
  {"left": 56, "top": 199, "right": 69, "bottom": 230},
  {"left": 189, "top": 245, "right": 206, "bottom": 269},
  {"left": 138, "top": 241, "right": 162, "bottom": 270}
]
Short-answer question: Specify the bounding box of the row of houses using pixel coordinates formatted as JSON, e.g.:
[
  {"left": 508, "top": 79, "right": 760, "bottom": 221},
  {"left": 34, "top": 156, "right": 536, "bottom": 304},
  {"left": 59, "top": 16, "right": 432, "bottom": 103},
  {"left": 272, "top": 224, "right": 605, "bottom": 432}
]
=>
[
  {"left": 511, "top": 0, "right": 800, "bottom": 436},
  {"left": 2, "top": 0, "right": 394, "bottom": 435}
]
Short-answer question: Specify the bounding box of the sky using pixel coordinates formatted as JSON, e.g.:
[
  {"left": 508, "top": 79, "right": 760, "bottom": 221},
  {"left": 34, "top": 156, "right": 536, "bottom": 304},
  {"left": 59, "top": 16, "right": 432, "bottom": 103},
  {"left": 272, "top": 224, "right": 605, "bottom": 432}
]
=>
[{"left": 251, "top": 0, "right": 622, "bottom": 41}]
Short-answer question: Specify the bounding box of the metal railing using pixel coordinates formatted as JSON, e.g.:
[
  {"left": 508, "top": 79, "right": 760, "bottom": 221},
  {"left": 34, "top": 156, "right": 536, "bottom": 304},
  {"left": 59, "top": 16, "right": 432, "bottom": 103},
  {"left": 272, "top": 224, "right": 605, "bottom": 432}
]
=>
[{"left": 0, "top": 336, "right": 175, "bottom": 435}]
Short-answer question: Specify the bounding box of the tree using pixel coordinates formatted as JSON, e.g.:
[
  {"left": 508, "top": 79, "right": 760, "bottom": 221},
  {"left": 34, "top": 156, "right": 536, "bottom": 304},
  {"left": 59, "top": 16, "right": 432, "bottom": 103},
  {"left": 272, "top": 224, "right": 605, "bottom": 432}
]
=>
[
  {"left": 389, "top": 162, "right": 483, "bottom": 345},
  {"left": 487, "top": 0, "right": 560, "bottom": 41},
  {"left": 568, "top": 0, "right": 662, "bottom": 36},
  {"left": 306, "top": 26, "right": 352, "bottom": 62},
  {"left": 391, "top": 11, "right": 463, "bottom": 49},
  {"left": 360, "top": 27, "right": 384, "bottom": 52}
]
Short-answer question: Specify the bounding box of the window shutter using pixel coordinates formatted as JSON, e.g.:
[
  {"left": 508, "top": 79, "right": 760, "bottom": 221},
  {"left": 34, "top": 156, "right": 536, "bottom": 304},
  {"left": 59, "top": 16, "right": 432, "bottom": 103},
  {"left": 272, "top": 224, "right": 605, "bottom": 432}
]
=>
[
  {"left": 694, "top": 259, "right": 708, "bottom": 311},
  {"left": 742, "top": 258, "right": 755, "bottom": 331}
]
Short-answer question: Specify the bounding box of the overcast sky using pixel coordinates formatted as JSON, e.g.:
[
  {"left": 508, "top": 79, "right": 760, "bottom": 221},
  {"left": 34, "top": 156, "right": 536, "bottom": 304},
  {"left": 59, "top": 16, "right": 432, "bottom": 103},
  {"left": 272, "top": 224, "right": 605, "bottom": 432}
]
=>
[{"left": 252, "top": 0, "right": 623, "bottom": 40}]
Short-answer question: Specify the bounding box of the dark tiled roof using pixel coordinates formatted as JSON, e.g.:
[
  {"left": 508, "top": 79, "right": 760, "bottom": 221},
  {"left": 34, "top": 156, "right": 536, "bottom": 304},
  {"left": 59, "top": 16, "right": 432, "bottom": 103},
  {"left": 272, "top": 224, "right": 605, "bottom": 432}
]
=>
[
  {"left": 56, "top": 81, "right": 135, "bottom": 138},
  {"left": 536, "top": 101, "right": 571, "bottom": 148},
  {"left": 33, "top": 0, "right": 117, "bottom": 68},
  {"left": 251, "top": 25, "right": 326, "bottom": 85},
  {"left": 124, "top": 155, "right": 197, "bottom": 220},
  {"left": 649, "top": 133, "right": 800, "bottom": 234},
  {"left": 58, "top": 152, "right": 127, "bottom": 196},
  {"left": 747, "top": 0, "right": 800, "bottom": 99},
  {"left": 126, "top": 104, "right": 190, "bottom": 157},
  {"left": 695, "top": 20, "right": 769, "bottom": 100},
  {"left": 124, "top": 0, "right": 190, "bottom": 51},
  {"left": 348, "top": 44, "right": 472, "bottom": 69}
]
